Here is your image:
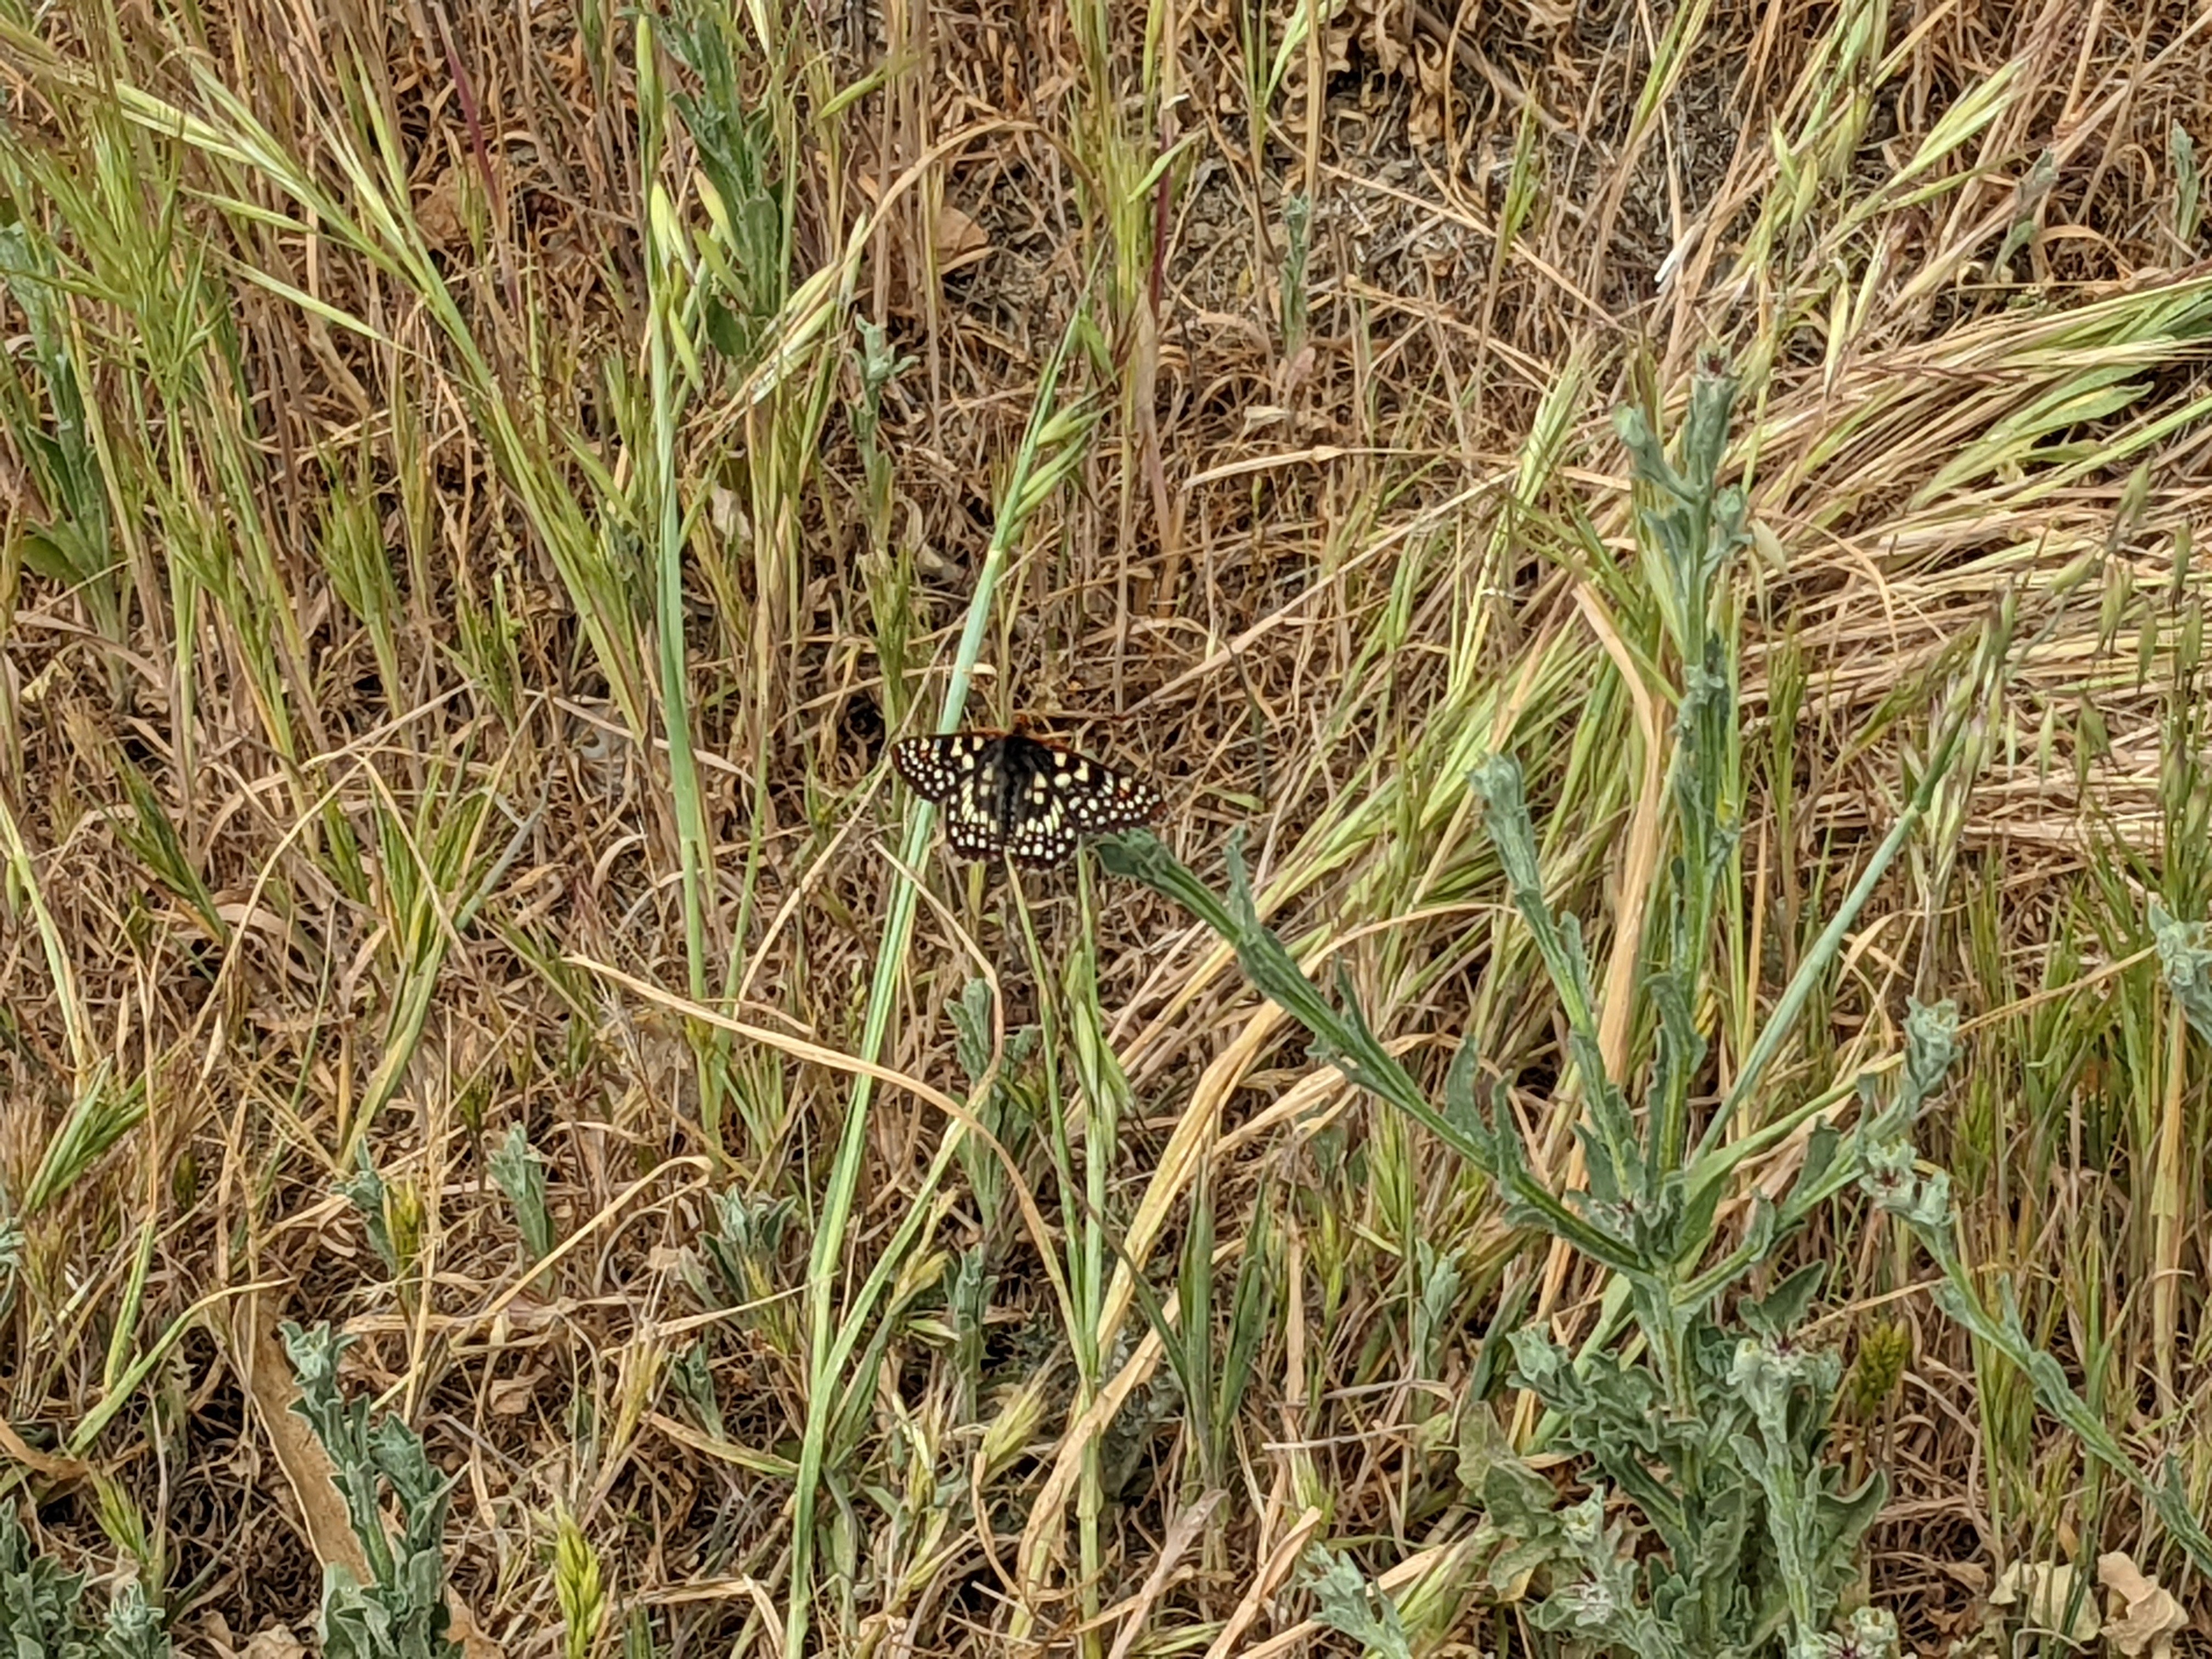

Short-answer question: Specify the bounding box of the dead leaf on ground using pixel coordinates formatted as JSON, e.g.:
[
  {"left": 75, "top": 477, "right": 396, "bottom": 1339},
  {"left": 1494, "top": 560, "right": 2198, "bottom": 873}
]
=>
[
  {"left": 418, "top": 166, "right": 467, "bottom": 251},
  {"left": 489, "top": 1369, "right": 545, "bottom": 1416},
  {"left": 934, "top": 201, "right": 991, "bottom": 271},
  {"left": 2097, "top": 1553, "right": 2188, "bottom": 1659},
  {"left": 1991, "top": 1561, "right": 2101, "bottom": 1643},
  {"left": 236, "top": 1626, "right": 307, "bottom": 1659}
]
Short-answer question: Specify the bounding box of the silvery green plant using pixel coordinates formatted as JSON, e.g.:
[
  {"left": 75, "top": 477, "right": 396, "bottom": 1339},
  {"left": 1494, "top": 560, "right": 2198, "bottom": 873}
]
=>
[
  {"left": 697, "top": 1186, "right": 800, "bottom": 1356},
  {"left": 1103, "top": 368, "right": 2212, "bottom": 1657},
  {"left": 669, "top": 1342, "right": 726, "bottom": 1440},
  {"left": 948, "top": 977, "right": 1041, "bottom": 1236},
  {"left": 0, "top": 1505, "right": 170, "bottom": 1659},
  {"left": 1304, "top": 1542, "right": 1412, "bottom": 1659},
  {"left": 1447, "top": 1001, "right": 1960, "bottom": 1659},
  {"left": 282, "top": 1321, "right": 461, "bottom": 1659},
  {"left": 336, "top": 1149, "right": 398, "bottom": 1277},
  {"left": 487, "top": 1124, "right": 554, "bottom": 1265}
]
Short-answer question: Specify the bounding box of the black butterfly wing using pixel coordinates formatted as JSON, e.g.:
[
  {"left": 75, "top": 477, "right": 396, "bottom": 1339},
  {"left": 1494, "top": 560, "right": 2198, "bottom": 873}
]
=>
[
  {"left": 891, "top": 733, "right": 990, "bottom": 802},
  {"left": 895, "top": 731, "right": 1161, "bottom": 866},
  {"left": 945, "top": 753, "right": 1009, "bottom": 859},
  {"left": 1051, "top": 744, "right": 1164, "bottom": 834},
  {"left": 1000, "top": 738, "right": 1076, "bottom": 866},
  {"left": 894, "top": 733, "right": 1008, "bottom": 858},
  {"left": 1001, "top": 736, "right": 1161, "bottom": 866}
]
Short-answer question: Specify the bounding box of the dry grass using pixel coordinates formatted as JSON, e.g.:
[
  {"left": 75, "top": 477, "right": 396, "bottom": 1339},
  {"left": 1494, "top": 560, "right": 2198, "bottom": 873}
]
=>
[{"left": 3, "top": 0, "right": 2211, "bottom": 1653}]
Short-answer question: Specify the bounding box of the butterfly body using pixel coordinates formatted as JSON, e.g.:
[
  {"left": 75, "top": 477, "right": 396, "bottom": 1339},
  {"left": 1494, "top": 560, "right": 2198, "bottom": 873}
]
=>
[{"left": 893, "top": 731, "right": 1161, "bottom": 866}]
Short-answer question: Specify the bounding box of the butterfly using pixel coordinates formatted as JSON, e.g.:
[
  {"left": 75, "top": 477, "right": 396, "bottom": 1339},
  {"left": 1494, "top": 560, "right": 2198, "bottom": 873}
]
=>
[{"left": 891, "top": 730, "right": 1163, "bottom": 866}]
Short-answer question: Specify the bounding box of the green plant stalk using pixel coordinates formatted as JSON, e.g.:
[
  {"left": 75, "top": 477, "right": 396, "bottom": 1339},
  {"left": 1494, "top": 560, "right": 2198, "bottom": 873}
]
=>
[
  {"left": 634, "top": 17, "right": 727, "bottom": 1165},
  {"left": 785, "top": 309, "right": 1098, "bottom": 1659},
  {"left": 108, "top": 752, "right": 224, "bottom": 944},
  {"left": 69, "top": 1274, "right": 279, "bottom": 1456},
  {"left": 1045, "top": 870, "right": 1153, "bottom": 1647},
  {"left": 489, "top": 1125, "right": 555, "bottom": 1265},
  {"left": 639, "top": 21, "right": 713, "bottom": 1013},
  {"left": 1177, "top": 1156, "right": 1218, "bottom": 1488},
  {"left": 1880, "top": 1172, "right": 2212, "bottom": 1572},
  {"left": 19, "top": 1064, "right": 144, "bottom": 1221},
  {"left": 1008, "top": 879, "right": 1109, "bottom": 1653},
  {"left": 658, "top": 1, "right": 876, "bottom": 1171},
  {"left": 554, "top": 1506, "right": 607, "bottom": 1659},
  {"left": 343, "top": 754, "right": 520, "bottom": 1163},
  {"left": 1692, "top": 674, "right": 1986, "bottom": 1169},
  {"left": 102, "top": 1212, "right": 159, "bottom": 1396},
  {"left": 0, "top": 789, "right": 93, "bottom": 1079}
]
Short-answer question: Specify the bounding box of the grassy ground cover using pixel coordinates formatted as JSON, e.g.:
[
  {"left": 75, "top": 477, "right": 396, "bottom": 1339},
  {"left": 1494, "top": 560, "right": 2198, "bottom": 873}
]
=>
[{"left": 3, "top": 0, "right": 2210, "bottom": 1654}]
